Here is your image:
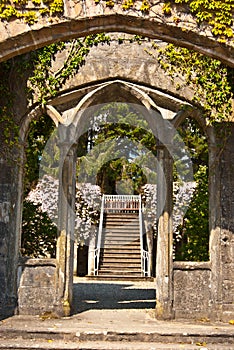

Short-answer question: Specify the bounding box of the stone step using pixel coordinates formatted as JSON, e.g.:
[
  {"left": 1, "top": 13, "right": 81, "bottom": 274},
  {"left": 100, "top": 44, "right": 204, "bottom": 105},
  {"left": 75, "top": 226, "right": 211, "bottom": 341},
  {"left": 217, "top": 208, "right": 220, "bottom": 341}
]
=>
[
  {"left": 104, "top": 240, "right": 140, "bottom": 244},
  {"left": 103, "top": 225, "right": 140, "bottom": 235},
  {"left": 105, "top": 212, "right": 139, "bottom": 218},
  {"left": 105, "top": 221, "right": 139, "bottom": 226},
  {"left": 105, "top": 224, "right": 139, "bottom": 229},
  {"left": 86, "top": 275, "right": 154, "bottom": 281},
  {"left": 104, "top": 216, "right": 139, "bottom": 221},
  {"left": 100, "top": 257, "right": 141, "bottom": 263},
  {"left": 102, "top": 251, "right": 140, "bottom": 256},
  {"left": 103, "top": 247, "right": 140, "bottom": 252},
  {"left": 104, "top": 239, "right": 140, "bottom": 245},
  {"left": 105, "top": 217, "right": 139, "bottom": 222},
  {"left": 1, "top": 339, "right": 232, "bottom": 350},
  {"left": 98, "top": 270, "right": 142, "bottom": 275},
  {"left": 98, "top": 266, "right": 142, "bottom": 271},
  {"left": 99, "top": 211, "right": 141, "bottom": 277},
  {"left": 100, "top": 259, "right": 141, "bottom": 264},
  {"left": 101, "top": 256, "right": 141, "bottom": 261},
  {"left": 104, "top": 226, "right": 139, "bottom": 231},
  {"left": 0, "top": 326, "right": 233, "bottom": 348},
  {"left": 99, "top": 264, "right": 142, "bottom": 269},
  {"left": 103, "top": 248, "right": 141, "bottom": 253},
  {"left": 103, "top": 231, "right": 140, "bottom": 236},
  {"left": 103, "top": 240, "right": 140, "bottom": 250},
  {"left": 104, "top": 222, "right": 139, "bottom": 227},
  {"left": 86, "top": 275, "right": 153, "bottom": 281},
  {"left": 102, "top": 253, "right": 140, "bottom": 259}
]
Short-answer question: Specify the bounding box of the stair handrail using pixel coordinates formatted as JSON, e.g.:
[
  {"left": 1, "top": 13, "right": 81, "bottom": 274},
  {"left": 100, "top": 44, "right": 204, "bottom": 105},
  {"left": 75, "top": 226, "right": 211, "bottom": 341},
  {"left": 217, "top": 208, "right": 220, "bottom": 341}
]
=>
[
  {"left": 94, "top": 194, "right": 105, "bottom": 275},
  {"left": 139, "top": 195, "right": 150, "bottom": 277}
]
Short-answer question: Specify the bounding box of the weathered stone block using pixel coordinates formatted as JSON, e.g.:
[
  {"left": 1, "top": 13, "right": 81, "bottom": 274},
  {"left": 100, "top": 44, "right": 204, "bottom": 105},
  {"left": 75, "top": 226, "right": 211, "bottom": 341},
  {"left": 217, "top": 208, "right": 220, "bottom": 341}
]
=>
[
  {"left": 18, "top": 287, "right": 57, "bottom": 315},
  {"left": 17, "top": 259, "right": 60, "bottom": 315},
  {"left": 19, "top": 265, "right": 56, "bottom": 288},
  {"left": 222, "top": 262, "right": 234, "bottom": 280},
  {"left": 173, "top": 263, "right": 211, "bottom": 319},
  {"left": 222, "top": 280, "right": 234, "bottom": 304}
]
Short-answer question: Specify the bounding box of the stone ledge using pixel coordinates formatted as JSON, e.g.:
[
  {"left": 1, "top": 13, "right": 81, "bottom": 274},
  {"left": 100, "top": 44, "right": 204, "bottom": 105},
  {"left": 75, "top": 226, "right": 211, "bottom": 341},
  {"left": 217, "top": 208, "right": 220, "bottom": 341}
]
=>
[
  {"left": 18, "top": 258, "right": 57, "bottom": 267},
  {"left": 173, "top": 261, "right": 211, "bottom": 271}
]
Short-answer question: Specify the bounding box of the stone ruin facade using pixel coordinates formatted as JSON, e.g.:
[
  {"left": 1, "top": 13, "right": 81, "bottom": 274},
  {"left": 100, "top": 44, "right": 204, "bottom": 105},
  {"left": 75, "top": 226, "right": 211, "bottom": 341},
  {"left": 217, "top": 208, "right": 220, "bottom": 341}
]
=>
[{"left": 0, "top": 5, "right": 233, "bottom": 322}]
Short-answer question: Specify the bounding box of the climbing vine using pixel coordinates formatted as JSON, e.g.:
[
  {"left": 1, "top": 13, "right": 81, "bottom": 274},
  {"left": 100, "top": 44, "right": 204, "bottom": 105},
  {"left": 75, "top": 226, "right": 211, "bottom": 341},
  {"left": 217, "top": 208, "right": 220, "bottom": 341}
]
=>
[
  {"left": 0, "top": 0, "right": 63, "bottom": 24},
  {"left": 171, "top": 0, "right": 234, "bottom": 41},
  {"left": 95, "top": 0, "right": 234, "bottom": 40},
  {"left": 28, "top": 34, "right": 111, "bottom": 105},
  {"left": 0, "top": 61, "right": 19, "bottom": 160},
  {"left": 28, "top": 33, "right": 233, "bottom": 124},
  {"left": 156, "top": 43, "right": 233, "bottom": 123},
  {"left": 0, "top": 1, "right": 233, "bottom": 42}
]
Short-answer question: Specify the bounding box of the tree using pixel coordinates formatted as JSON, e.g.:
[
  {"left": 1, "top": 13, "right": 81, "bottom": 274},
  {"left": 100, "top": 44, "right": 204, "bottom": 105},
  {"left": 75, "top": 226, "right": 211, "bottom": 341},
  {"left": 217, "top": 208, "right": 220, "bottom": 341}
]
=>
[
  {"left": 21, "top": 200, "right": 57, "bottom": 258},
  {"left": 77, "top": 102, "right": 157, "bottom": 194},
  {"left": 174, "top": 165, "right": 209, "bottom": 261}
]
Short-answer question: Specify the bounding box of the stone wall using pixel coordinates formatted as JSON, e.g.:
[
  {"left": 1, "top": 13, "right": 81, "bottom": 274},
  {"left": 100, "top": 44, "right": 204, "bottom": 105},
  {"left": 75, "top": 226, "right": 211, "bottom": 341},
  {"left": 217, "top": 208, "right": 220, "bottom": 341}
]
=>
[
  {"left": 0, "top": 62, "right": 33, "bottom": 318},
  {"left": 0, "top": 161, "right": 19, "bottom": 318},
  {"left": 60, "top": 39, "right": 195, "bottom": 104},
  {"left": 17, "top": 258, "right": 61, "bottom": 316},
  {"left": 220, "top": 123, "right": 234, "bottom": 321},
  {"left": 173, "top": 262, "right": 211, "bottom": 319}
]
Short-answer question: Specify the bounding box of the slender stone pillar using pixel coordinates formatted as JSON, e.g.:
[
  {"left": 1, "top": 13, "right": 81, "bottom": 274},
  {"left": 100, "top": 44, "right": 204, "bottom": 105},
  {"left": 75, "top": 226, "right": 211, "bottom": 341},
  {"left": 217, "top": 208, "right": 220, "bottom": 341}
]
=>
[
  {"left": 57, "top": 140, "right": 77, "bottom": 316},
  {"left": 155, "top": 146, "right": 174, "bottom": 319}
]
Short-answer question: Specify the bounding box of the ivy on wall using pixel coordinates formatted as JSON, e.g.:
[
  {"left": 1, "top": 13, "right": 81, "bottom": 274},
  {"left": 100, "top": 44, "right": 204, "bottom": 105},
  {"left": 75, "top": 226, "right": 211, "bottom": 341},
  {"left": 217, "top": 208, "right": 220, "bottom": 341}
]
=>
[
  {"left": 170, "top": 0, "right": 234, "bottom": 41},
  {"left": 156, "top": 43, "right": 233, "bottom": 123},
  {"left": 0, "top": 32, "right": 233, "bottom": 163},
  {"left": 28, "top": 34, "right": 110, "bottom": 105},
  {"left": 0, "top": 61, "right": 20, "bottom": 160},
  {"left": 94, "top": 0, "right": 234, "bottom": 41},
  {"left": 29, "top": 35, "right": 233, "bottom": 123},
  {"left": 0, "top": 0, "right": 63, "bottom": 24},
  {"left": 0, "top": 0, "right": 233, "bottom": 42}
]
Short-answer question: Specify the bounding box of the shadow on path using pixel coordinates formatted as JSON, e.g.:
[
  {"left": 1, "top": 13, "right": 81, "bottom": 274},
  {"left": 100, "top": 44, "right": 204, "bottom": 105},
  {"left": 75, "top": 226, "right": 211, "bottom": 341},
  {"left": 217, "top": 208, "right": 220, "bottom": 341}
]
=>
[{"left": 72, "top": 280, "right": 156, "bottom": 314}]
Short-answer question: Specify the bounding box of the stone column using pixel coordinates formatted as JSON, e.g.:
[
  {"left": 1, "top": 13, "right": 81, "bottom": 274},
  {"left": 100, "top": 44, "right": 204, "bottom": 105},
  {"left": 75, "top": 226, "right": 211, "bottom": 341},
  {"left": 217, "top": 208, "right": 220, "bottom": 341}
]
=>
[
  {"left": 57, "top": 140, "right": 77, "bottom": 316},
  {"left": 208, "top": 127, "right": 223, "bottom": 320},
  {"left": 218, "top": 123, "right": 234, "bottom": 321},
  {"left": 155, "top": 146, "right": 174, "bottom": 319},
  {"left": 0, "top": 158, "right": 19, "bottom": 317}
]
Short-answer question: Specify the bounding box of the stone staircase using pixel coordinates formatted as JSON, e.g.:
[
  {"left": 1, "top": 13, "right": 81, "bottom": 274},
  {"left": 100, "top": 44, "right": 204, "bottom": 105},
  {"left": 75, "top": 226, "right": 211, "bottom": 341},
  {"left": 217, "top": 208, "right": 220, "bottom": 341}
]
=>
[{"left": 98, "top": 213, "right": 142, "bottom": 278}]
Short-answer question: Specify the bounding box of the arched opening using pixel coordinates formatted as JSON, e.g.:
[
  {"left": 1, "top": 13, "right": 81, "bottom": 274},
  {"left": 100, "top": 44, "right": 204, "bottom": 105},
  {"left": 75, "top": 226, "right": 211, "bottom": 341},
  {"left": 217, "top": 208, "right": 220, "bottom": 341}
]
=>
[
  {"left": 73, "top": 101, "right": 157, "bottom": 280},
  {"left": 4, "top": 14, "right": 228, "bottom": 319},
  {"left": 16, "top": 70, "right": 214, "bottom": 318}
]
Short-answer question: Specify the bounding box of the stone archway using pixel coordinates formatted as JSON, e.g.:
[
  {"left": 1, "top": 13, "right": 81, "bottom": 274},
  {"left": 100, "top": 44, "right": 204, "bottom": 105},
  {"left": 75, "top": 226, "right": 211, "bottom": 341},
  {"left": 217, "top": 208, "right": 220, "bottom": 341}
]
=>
[
  {"left": 0, "top": 22, "right": 233, "bottom": 319},
  {"left": 18, "top": 79, "right": 207, "bottom": 319},
  {"left": 0, "top": 5, "right": 234, "bottom": 66}
]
